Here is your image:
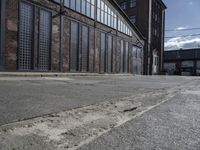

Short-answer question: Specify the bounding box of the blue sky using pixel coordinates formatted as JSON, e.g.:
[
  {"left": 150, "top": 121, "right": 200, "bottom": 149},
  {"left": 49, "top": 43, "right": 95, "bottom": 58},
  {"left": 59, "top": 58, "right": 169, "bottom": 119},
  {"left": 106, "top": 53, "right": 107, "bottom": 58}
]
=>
[{"left": 163, "top": 0, "right": 200, "bottom": 50}]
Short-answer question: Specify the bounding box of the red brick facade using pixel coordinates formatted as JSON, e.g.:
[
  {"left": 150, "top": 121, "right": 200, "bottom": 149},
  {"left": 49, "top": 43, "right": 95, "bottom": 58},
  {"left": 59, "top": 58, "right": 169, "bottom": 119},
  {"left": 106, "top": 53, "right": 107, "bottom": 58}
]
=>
[{"left": 0, "top": 0, "right": 144, "bottom": 74}]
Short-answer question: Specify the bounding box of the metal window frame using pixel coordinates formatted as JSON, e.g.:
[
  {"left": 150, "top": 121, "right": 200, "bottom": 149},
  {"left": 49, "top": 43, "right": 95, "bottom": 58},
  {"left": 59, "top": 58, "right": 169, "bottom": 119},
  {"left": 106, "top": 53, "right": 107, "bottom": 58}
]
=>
[
  {"left": 69, "top": 21, "right": 80, "bottom": 72},
  {"left": 81, "top": 25, "right": 90, "bottom": 72},
  {"left": 17, "top": 0, "right": 35, "bottom": 70},
  {"left": 37, "top": 8, "right": 53, "bottom": 71},
  {"left": 99, "top": 32, "right": 106, "bottom": 73}
]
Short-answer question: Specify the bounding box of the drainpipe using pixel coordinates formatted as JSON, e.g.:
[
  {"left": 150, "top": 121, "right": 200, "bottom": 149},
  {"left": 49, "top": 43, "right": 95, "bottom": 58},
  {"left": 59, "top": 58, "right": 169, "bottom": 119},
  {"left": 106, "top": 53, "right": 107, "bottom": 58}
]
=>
[{"left": 148, "top": 0, "right": 152, "bottom": 75}]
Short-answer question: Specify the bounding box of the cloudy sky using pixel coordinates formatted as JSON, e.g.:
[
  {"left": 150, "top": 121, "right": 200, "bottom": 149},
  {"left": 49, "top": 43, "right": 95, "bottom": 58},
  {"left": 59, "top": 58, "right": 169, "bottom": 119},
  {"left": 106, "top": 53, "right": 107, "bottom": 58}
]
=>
[{"left": 163, "top": 0, "right": 200, "bottom": 50}]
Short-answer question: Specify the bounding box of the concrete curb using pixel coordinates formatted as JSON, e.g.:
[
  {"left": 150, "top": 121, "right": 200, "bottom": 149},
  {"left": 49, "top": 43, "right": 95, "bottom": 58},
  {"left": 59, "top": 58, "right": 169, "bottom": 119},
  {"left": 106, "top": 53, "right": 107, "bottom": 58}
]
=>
[{"left": 0, "top": 72, "right": 134, "bottom": 77}]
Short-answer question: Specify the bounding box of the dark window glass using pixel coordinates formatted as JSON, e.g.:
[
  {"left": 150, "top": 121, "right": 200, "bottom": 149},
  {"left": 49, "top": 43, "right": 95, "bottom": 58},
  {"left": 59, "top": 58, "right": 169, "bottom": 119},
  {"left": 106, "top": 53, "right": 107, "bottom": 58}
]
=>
[
  {"left": 100, "top": 33, "right": 106, "bottom": 73},
  {"left": 107, "top": 35, "right": 113, "bottom": 73},
  {"left": 70, "top": 21, "right": 79, "bottom": 71},
  {"left": 18, "top": 2, "right": 34, "bottom": 70},
  {"left": 120, "top": 2, "right": 127, "bottom": 10},
  {"left": 81, "top": 26, "right": 89, "bottom": 72},
  {"left": 130, "top": 0, "right": 136, "bottom": 8},
  {"left": 52, "top": 0, "right": 60, "bottom": 3},
  {"left": 38, "top": 9, "right": 52, "bottom": 71}
]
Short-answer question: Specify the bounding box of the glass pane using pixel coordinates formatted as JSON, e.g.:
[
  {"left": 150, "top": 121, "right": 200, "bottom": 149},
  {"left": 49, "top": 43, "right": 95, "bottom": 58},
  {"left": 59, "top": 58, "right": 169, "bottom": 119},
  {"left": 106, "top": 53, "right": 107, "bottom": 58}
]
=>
[
  {"left": 64, "top": 0, "right": 70, "bottom": 7},
  {"left": 81, "top": 26, "right": 89, "bottom": 72},
  {"left": 82, "top": 0, "right": 86, "bottom": 15},
  {"left": 70, "top": 0, "right": 76, "bottom": 10},
  {"left": 76, "top": 0, "right": 81, "bottom": 12},
  {"left": 70, "top": 21, "right": 79, "bottom": 71}
]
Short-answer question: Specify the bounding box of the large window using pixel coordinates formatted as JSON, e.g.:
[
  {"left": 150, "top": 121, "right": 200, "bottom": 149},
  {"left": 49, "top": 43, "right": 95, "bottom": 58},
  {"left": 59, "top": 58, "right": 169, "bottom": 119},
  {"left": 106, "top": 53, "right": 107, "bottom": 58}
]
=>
[
  {"left": 100, "top": 33, "right": 106, "bottom": 73},
  {"left": 120, "top": 40, "right": 124, "bottom": 72},
  {"left": 64, "top": 0, "right": 95, "bottom": 19},
  {"left": 130, "top": 0, "right": 136, "bottom": 8},
  {"left": 97, "top": 0, "right": 117, "bottom": 29},
  {"left": 120, "top": 1, "right": 127, "bottom": 10},
  {"left": 123, "top": 42, "right": 128, "bottom": 73},
  {"left": 81, "top": 25, "right": 89, "bottom": 72},
  {"left": 38, "top": 9, "right": 52, "bottom": 71},
  {"left": 130, "top": 16, "right": 136, "bottom": 24},
  {"left": 18, "top": 2, "right": 34, "bottom": 70},
  {"left": 64, "top": 0, "right": 133, "bottom": 37},
  {"left": 132, "top": 46, "right": 142, "bottom": 74},
  {"left": 70, "top": 21, "right": 79, "bottom": 72},
  {"left": 107, "top": 35, "right": 113, "bottom": 73}
]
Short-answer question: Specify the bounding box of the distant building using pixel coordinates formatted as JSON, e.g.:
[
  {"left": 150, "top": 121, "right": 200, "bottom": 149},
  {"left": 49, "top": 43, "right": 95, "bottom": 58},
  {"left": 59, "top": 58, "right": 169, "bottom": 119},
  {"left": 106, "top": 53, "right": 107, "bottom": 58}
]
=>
[
  {"left": 0, "top": 0, "right": 145, "bottom": 74},
  {"left": 116, "top": 0, "right": 166, "bottom": 75},
  {"left": 164, "top": 48, "right": 200, "bottom": 76}
]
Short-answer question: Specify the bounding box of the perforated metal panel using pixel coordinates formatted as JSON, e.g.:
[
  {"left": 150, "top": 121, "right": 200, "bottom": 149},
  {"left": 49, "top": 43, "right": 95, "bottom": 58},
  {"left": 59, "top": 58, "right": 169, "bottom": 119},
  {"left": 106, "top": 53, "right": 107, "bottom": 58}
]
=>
[
  {"left": 81, "top": 26, "right": 89, "bottom": 72},
  {"left": 100, "top": 33, "right": 106, "bottom": 73},
  {"left": 18, "top": 2, "right": 34, "bottom": 70},
  {"left": 70, "top": 21, "right": 79, "bottom": 72},
  {"left": 38, "top": 9, "right": 52, "bottom": 71},
  {"left": 120, "top": 40, "right": 124, "bottom": 73},
  {"left": 123, "top": 42, "right": 128, "bottom": 73},
  {"left": 107, "top": 35, "right": 113, "bottom": 73},
  {"left": 132, "top": 46, "right": 142, "bottom": 75}
]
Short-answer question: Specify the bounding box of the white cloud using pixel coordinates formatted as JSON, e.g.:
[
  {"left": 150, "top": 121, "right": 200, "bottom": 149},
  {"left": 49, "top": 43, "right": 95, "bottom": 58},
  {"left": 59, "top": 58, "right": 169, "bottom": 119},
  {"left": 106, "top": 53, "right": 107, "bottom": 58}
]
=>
[
  {"left": 165, "top": 36, "right": 200, "bottom": 50},
  {"left": 176, "top": 27, "right": 187, "bottom": 31}
]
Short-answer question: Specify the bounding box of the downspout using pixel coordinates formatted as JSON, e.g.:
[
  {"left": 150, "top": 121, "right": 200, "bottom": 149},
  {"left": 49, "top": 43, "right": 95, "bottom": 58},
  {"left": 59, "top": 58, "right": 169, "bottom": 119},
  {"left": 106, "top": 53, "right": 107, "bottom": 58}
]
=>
[{"left": 148, "top": 0, "right": 152, "bottom": 75}]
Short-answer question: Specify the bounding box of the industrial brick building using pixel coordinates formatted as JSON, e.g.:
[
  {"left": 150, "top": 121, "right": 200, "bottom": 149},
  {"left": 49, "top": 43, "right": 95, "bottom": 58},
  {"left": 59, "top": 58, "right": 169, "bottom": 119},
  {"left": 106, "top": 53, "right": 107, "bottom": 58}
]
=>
[
  {"left": 0, "top": 0, "right": 145, "bottom": 74},
  {"left": 164, "top": 48, "right": 200, "bottom": 76},
  {"left": 116, "top": 0, "right": 166, "bottom": 75}
]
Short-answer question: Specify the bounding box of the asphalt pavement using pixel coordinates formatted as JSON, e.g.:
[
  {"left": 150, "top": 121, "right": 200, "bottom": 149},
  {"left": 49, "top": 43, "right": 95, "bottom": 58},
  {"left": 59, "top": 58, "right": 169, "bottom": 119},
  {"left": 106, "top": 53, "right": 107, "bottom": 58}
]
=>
[
  {"left": 78, "top": 80, "right": 200, "bottom": 150},
  {"left": 0, "top": 75, "right": 191, "bottom": 125}
]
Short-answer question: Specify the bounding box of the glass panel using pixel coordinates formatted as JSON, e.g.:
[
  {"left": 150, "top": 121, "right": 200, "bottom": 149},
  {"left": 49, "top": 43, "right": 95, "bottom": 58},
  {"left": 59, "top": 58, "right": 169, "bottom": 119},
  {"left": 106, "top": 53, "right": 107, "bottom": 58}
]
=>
[
  {"left": 70, "top": 0, "right": 76, "bottom": 10},
  {"left": 70, "top": 21, "right": 79, "bottom": 71},
  {"left": 81, "top": 26, "right": 89, "bottom": 72},
  {"left": 123, "top": 42, "right": 128, "bottom": 73},
  {"left": 107, "top": 35, "right": 113, "bottom": 73},
  {"left": 76, "top": 0, "right": 81, "bottom": 12},
  {"left": 120, "top": 40, "right": 124, "bottom": 72},
  {"left": 64, "top": 0, "right": 70, "bottom": 7},
  {"left": 18, "top": 2, "right": 34, "bottom": 70},
  {"left": 38, "top": 9, "right": 52, "bottom": 71},
  {"left": 86, "top": 1, "right": 91, "bottom": 17},
  {"left": 100, "top": 32, "right": 106, "bottom": 73},
  {"left": 82, "top": 0, "right": 86, "bottom": 15}
]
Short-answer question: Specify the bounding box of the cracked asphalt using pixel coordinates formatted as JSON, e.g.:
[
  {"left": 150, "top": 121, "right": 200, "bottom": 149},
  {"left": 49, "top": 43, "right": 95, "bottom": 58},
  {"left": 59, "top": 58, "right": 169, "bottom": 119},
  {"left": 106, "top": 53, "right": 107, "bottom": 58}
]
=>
[
  {"left": 0, "top": 75, "right": 200, "bottom": 150},
  {"left": 78, "top": 80, "right": 200, "bottom": 150},
  {"left": 0, "top": 75, "right": 190, "bottom": 126}
]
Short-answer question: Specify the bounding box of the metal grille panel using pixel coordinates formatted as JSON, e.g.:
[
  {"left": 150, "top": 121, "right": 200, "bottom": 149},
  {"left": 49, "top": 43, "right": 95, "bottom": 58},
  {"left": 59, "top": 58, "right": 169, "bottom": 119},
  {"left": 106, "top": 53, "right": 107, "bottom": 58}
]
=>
[
  {"left": 107, "top": 35, "right": 113, "bottom": 73},
  {"left": 100, "top": 33, "right": 106, "bottom": 73},
  {"left": 123, "top": 42, "right": 128, "bottom": 73},
  {"left": 18, "top": 2, "right": 34, "bottom": 70},
  {"left": 70, "top": 21, "right": 79, "bottom": 72},
  {"left": 120, "top": 40, "right": 124, "bottom": 72},
  {"left": 38, "top": 9, "right": 52, "bottom": 71},
  {"left": 81, "top": 26, "right": 89, "bottom": 72}
]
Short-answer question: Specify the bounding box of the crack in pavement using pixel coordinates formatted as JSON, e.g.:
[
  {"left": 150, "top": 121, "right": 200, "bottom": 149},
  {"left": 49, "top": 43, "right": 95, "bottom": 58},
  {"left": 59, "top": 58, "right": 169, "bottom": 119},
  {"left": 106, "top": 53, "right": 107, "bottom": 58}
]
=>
[{"left": 0, "top": 80, "right": 195, "bottom": 150}]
